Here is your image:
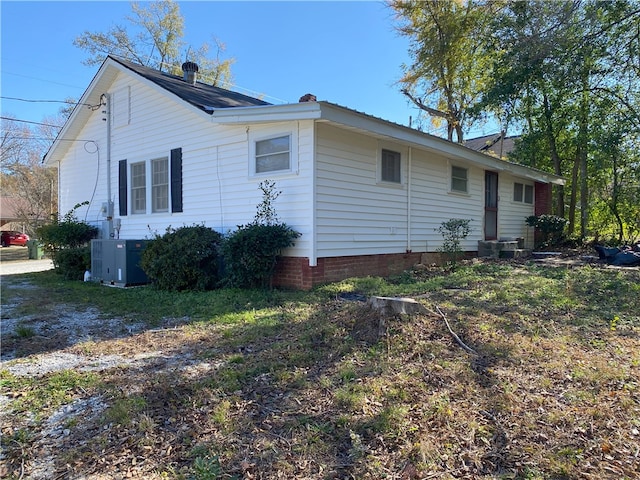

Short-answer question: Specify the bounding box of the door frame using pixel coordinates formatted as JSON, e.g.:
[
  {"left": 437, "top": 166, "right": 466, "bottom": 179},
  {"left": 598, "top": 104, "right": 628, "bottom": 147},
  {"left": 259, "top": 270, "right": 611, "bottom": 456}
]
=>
[{"left": 484, "top": 171, "right": 498, "bottom": 240}]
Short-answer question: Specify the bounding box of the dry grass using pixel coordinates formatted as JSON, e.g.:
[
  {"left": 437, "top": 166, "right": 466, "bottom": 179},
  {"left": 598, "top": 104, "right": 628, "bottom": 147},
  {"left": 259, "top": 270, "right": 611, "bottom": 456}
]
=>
[{"left": 1, "top": 258, "right": 639, "bottom": 479}]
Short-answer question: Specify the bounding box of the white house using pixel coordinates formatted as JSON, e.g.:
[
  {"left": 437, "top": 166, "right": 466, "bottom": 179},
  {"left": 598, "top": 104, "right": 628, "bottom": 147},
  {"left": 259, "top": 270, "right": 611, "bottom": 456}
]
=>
[{"left": 45, "top": 56, "right": 564, "bottom": 289}]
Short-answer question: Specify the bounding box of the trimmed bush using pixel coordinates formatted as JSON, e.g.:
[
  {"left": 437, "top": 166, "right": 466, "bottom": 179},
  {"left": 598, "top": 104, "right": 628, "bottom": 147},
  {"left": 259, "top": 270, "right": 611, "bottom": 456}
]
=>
[
  {"left": 36, "top": 202, "right": 98, "bottom": 280},
  {"left": 140, "top": 225, "right": 224, "bottom": 291},
  {"left": 526, "top": 214, "right": 568, "bottom": 247},
  {"left": 222, "top": 223, "right": 300, "bottom": 289}
]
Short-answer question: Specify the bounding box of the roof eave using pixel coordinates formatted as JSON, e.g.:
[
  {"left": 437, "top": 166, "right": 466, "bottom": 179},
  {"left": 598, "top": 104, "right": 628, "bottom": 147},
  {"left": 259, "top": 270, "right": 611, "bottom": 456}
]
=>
[
  {"left": 210, "top": 101, "right": 565, "bottom": 185},
  {"left": 44, "top": 59, "right": 120, "bottom": 165}
]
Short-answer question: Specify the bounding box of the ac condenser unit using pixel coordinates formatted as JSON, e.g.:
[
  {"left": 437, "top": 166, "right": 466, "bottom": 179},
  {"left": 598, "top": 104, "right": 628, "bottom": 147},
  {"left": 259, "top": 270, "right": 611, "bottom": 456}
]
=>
[{"left": 90, "top": 239, "right": 149, "bottom": 287}]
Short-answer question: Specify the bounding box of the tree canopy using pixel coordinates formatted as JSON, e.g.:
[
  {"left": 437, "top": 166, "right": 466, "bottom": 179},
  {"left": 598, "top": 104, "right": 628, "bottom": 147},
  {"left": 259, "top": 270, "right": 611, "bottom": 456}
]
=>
[
  {"left": 393, "top": 0, "right": 640, "bottom": 243},
  {"left": 73, "top": 0, "right": 233, "bottom": 86}
]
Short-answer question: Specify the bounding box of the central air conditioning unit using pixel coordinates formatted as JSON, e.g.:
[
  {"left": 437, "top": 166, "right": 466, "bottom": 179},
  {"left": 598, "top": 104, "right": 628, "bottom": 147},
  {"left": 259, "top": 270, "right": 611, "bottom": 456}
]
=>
[{"left": 91, "top": 239, "right": 149, "bottom": 287}]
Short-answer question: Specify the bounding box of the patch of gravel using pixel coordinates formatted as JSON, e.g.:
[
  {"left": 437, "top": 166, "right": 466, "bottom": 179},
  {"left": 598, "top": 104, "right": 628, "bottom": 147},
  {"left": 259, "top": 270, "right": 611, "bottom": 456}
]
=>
[
  {"left": 19, "top": 396, "right": 109, "bottom": 480},
  {"left": 0, "top": 277, "right": 208, "bottom": 478},
  {"left": 1, "top": 305, "right": 149, "bottom": 363}
]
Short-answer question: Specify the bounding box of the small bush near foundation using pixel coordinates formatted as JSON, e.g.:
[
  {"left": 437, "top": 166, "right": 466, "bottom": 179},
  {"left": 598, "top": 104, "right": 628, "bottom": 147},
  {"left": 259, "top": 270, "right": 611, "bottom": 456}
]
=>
[
  {"left": 36, "top": 202, "right": 98, "bottom": 280},
  {"left": 222, "top": 180, "right": 300, "bottom": 289},
  {"left": 437, "top": 218, "right": 471, "bottom": 268},
  {"left": 140, "top": 225, "right": 224, "bottom": 291},
  {"left": 223, "top": 223, "right": 300, "bottom": 289},
  {"left": 526, "top": 214, "right": 568, "bottom": 247}
]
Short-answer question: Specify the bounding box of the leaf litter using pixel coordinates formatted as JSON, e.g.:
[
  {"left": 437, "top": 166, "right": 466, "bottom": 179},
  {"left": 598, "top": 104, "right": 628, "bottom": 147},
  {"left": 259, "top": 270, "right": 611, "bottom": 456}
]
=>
[{"left": 0, "top": 259, "right": 639, "bottom": 479}]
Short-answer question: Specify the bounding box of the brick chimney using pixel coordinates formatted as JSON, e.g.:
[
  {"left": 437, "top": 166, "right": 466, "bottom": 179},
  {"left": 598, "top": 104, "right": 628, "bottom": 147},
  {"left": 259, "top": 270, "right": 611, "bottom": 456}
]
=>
[{"left": 299, "top": 93, "right": 317, "bottom": 102}]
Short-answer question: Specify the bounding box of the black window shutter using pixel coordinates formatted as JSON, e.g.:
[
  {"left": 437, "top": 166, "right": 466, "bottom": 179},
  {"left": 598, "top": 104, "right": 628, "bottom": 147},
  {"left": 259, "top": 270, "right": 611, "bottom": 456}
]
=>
[
  {"left": 171, "top": 148, "right": 183, "bottom": 213},
  {"left": 118, "top": 160, "right": 127, "bottom": 216}
]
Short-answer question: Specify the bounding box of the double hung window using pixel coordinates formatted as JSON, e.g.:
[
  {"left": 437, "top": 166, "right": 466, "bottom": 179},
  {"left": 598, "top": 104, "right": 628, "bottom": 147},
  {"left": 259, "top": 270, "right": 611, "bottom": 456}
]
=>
[
  {"left": 255, "top": 135, "right": 291, "bottom": 174},
  {"left": 451, "top": 166, "right": 468, "bottom": 193},
  {"left": 120, "top": 148, "right": 182, "bottom": 216},
  {"left": 514, "top": 182, "right": 533, "bottom": 204}
]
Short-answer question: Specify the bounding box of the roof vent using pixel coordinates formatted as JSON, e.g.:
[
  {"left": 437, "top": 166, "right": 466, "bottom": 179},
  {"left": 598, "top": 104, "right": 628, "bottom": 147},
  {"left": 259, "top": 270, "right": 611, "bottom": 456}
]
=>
[
  {"left": 299, "top": 93, "right": 317, "bottom": 102},
  {"left": 182, "top": 61, "right": 199, "bottom": 85}
]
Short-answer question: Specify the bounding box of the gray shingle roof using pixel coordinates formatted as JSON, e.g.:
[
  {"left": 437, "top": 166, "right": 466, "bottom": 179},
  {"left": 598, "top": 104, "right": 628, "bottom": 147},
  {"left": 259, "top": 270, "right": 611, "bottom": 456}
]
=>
[
  {"left": 111, "top": 56, "right": 271, "bottom": 112},
  {"left": 464, "top": 132, "right": 517, "bottom": 158}
]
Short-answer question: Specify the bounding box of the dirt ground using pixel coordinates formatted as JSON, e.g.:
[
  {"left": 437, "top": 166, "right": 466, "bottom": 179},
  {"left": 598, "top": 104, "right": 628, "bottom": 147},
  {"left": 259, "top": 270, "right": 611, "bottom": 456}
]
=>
[{"left": 1, "top": 248, "right": 638, "bottom": 479}]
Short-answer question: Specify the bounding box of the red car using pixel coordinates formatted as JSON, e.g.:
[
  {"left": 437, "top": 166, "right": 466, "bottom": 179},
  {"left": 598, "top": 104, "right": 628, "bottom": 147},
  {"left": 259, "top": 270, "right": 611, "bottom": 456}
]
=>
[{"left": 1, "top": 230, "right": 30, "bottom": 247}]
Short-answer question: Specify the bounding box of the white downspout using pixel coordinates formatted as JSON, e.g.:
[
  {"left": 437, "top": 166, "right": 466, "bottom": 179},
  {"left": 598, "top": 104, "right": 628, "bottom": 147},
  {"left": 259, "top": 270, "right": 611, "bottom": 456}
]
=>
[
  {"left": 104, "top": 93, "right": 113, "bottom": 237},
  {"left": 407, "top": 147, "right": 412, "bottom": 252}
]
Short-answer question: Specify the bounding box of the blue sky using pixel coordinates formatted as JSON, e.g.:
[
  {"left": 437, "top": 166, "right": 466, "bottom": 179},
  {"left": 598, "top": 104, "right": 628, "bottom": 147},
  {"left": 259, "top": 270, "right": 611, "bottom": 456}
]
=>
[{"left": 1, "top": 1, "right": 496, "bottom": 138}]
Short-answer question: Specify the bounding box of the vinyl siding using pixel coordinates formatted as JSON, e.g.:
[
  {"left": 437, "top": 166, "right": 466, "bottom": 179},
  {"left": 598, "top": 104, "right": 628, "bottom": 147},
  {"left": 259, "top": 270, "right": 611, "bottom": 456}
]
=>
[
  {"left": 57, "top": 71, "right": 314, "bottom": 257},
  {"left": 316, "top": 124, "right": 408, "bottom": 257},
  {"left": 315, "top": 123, "right": 485, "bottom": 258},
  {"left": 408, "top": 148, "right": 484, "bottom": 253},
  {"left": 497, "top": 173, "right": 536, "bottom": 248}
]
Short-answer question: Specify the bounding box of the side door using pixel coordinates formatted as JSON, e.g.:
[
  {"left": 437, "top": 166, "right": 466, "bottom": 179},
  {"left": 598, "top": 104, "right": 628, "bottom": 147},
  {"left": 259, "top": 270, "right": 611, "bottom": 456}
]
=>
[{"left": 485, "top": 171, "right": 498, "bottom": 240}]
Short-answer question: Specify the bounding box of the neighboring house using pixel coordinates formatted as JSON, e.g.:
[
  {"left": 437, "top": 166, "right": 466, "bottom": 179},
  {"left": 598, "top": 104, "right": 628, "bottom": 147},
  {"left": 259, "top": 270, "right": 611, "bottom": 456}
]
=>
[
  {"left": 45, "top": 56, "right": 564, "bottom": 289},
  {"left": 0, "top": 196, "right": 29, "bottom": 230},
  {"left": 464, "top": 132, "right": 518, "bottom": 160}
]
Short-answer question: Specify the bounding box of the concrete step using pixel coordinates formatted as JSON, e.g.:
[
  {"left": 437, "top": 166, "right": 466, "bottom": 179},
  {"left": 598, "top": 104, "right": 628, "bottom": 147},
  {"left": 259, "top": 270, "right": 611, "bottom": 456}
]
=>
[
  {"left": 500, "top": 248, "right": 531, "bottom": 259},
  {"left": 478, "top": 240, "right": 530, "bottom": 259}
]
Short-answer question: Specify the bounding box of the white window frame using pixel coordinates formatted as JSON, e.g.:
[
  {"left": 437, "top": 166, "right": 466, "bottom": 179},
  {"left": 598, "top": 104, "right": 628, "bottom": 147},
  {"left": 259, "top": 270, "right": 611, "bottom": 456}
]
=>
[
  {"left": 130, "top": 161, "right": 146, "bottom": 214},
  {"left": 249, "top": 129, "right": 298, "bottom": 177},
  {"left": 450, "top": 165, "right": 469, "bottom": 194},
  {"left": 513, "top": 182, "right": 534, "bottom": 204},
  {"left": 129, "top": 153, "right": 172, "bottom": 214},
  {"left": 151, "top": 156, "right": 169, "bottom": 213}
]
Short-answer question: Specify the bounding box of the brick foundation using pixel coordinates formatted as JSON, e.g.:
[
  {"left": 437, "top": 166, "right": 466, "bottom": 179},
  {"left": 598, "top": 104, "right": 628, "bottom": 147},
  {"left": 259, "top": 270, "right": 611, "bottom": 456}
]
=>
[{"left": 272, "top": 252, "right": 443, "bottom": 290}]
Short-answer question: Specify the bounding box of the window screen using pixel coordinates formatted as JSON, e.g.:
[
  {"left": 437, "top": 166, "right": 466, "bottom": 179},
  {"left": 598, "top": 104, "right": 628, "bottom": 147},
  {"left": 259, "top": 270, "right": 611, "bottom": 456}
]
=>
[
  {"left": 381, "top": 149, "right": 401, "bottom": 183},
  {"left": 255, "top": 135, "right": 290, "bottom": 173},
  {"left": 451, "top": 166, "right": 468, "bottom": 193}
]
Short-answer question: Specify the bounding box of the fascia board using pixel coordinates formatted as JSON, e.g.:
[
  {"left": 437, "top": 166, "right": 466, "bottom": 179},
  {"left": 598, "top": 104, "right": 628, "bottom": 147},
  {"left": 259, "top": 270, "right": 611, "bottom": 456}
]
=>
[
  {"left": 209, "top": 102, "right": 322, "bottom": 124},
  {"left": 45, "top": 58, "right": 214, "bottom": 165},
  {"left": 44, "top": 59, "right": 118, "bottom": 165},
  {"left": 207, "top": 100, "right": 564, "bottom": 187}
]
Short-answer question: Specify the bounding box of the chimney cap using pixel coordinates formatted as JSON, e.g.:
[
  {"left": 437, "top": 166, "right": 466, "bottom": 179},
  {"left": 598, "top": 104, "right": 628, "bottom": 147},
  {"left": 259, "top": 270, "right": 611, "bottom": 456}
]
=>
[
  {"left": 182, "top": 61, "right": 199, "bottom": 73},
  {"left": 299, "top": 93, "right": 317, "bottom": 102}
]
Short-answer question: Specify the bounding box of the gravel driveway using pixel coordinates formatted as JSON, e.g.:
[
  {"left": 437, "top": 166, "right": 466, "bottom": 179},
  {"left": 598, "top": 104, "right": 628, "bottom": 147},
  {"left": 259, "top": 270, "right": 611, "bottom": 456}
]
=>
[{"left": 0, "top": 246, "right": 53, "bottom": 275}]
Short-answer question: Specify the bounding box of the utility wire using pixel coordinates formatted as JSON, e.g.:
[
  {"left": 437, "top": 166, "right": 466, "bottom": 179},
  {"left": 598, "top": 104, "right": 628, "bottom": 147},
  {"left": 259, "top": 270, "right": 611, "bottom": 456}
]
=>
[
  {"left": 1, "top": 96, "right": 103, "bottom": 110},
  {"left": 0, "top": 116, "right": 63, "bottom": 128}
]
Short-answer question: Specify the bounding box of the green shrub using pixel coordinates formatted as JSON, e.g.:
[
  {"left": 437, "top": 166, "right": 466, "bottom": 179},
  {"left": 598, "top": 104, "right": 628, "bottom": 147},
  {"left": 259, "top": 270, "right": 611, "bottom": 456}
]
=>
[
  {"left": 36, "top": 202, "right": 98, "bottom": 279},
  {"left": 54, "top": 247, "right": 92, "bottom": 280},
  {"left": 437, "top": 218, "right": 472, "bottom": 268},
  {"left": 222, "top": 223, "right": 300, "bottom": 289},
  {"left": 222, "top": 180, "right": 300, "bottom": 289},
  {"left": 526, "top": 214, "right": 568, "bottom": 247},
  {"left": 140, "top": 225, "right": 224, "bottom": 291}
]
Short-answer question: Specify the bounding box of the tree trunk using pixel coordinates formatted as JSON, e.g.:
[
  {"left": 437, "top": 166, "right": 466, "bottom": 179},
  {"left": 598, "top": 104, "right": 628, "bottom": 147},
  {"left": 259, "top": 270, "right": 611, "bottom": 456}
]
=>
[
  {"left": 567, "top": 149, "right": 580, "bottom": 235},
  {"left": 542, "top": 93, "right": 565, "bottom": 217}
]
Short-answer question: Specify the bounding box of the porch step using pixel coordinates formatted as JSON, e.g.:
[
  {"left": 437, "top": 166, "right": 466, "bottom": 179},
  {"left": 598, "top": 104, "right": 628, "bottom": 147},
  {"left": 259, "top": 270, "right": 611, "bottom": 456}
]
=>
[
  {"left": 478, "top": 240, "right": 530, "bottom": 259},
  {"left": 500, "top": 248, "right": 531, "bottom": 259}
]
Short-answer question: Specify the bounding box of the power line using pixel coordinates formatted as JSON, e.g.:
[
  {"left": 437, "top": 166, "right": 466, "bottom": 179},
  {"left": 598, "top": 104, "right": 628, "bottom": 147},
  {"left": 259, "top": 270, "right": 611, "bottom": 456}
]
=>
[
  {"left": 1, "top": 96, "right": 102, "bottom": 110},
  {"left": 0, "top": 116, "right": 63, "bottom": 128},
  {"left": 2, "top": 96, "right": 74, "bottom": 104}
]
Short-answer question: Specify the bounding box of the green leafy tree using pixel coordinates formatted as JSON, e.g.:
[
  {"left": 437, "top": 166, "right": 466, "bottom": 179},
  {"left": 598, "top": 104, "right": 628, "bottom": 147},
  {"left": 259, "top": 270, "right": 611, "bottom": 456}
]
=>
[
  {"left": 74, "top": 0, "right": 233, "bottom": 86},
  {"left": 392, "top": 0, "right": 498, "bottom": 142},
  {"left": 480, "top": 0, "right": 640, "bottom": 241}
]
